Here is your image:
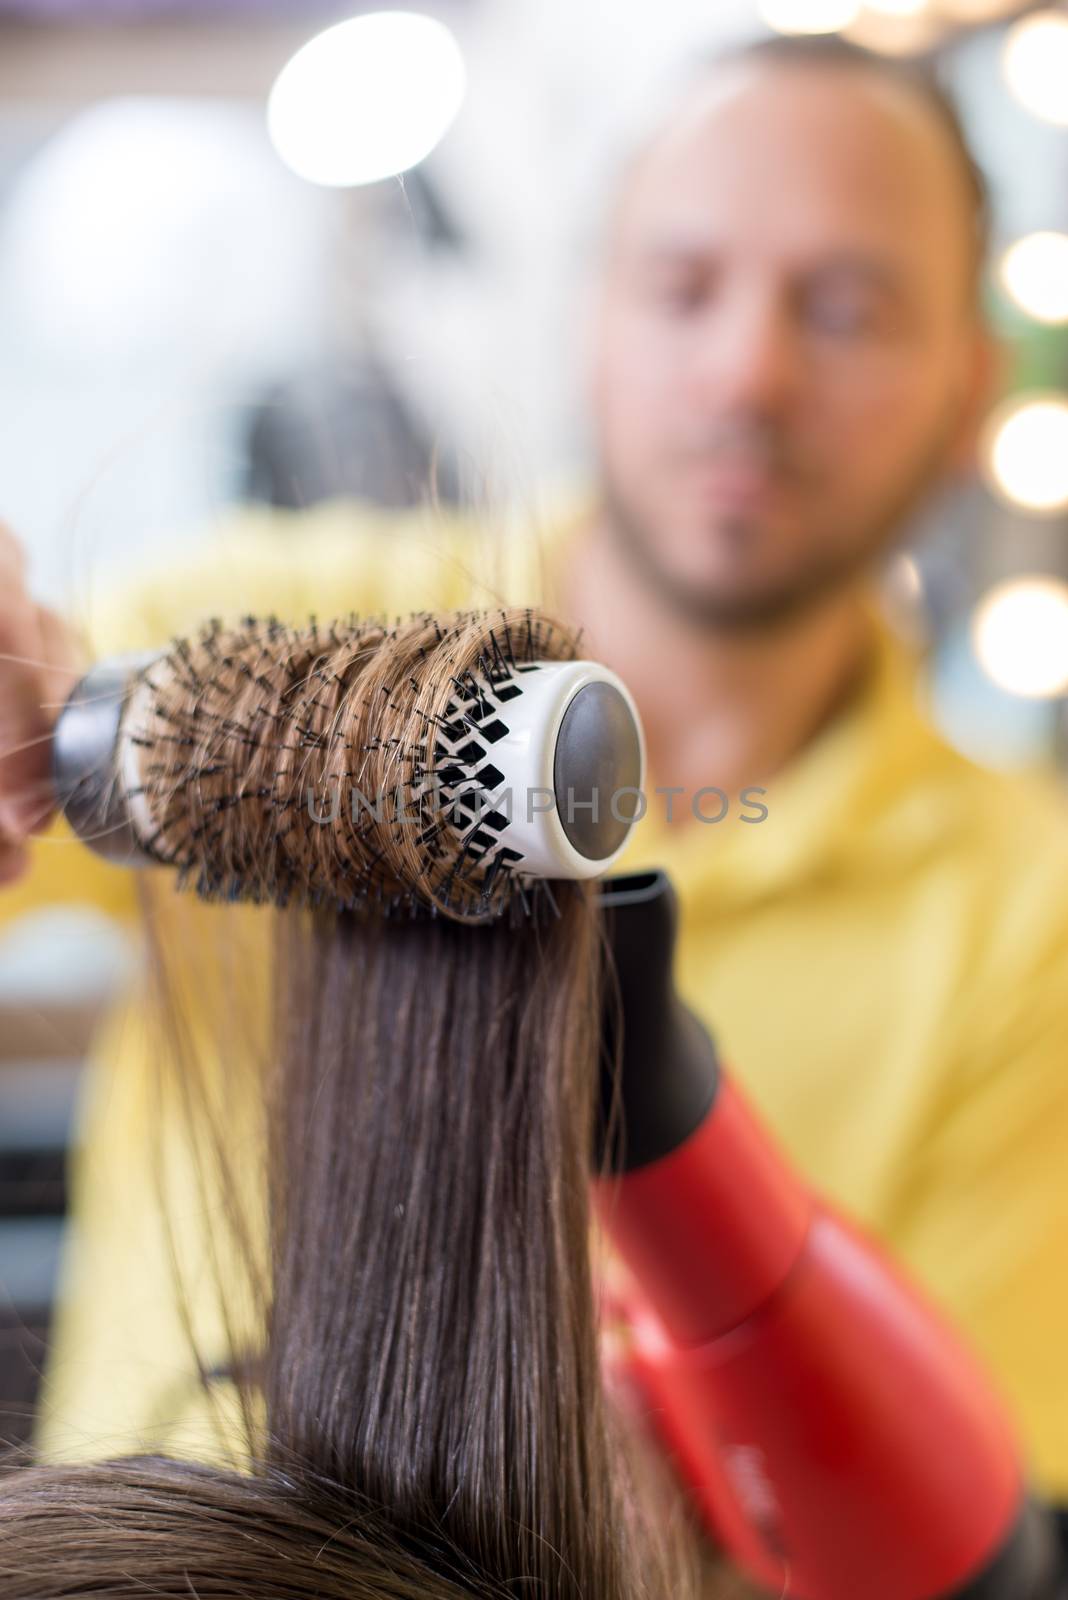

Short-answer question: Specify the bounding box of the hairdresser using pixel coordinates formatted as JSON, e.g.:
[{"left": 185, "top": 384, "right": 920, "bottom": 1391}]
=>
[{"left": 3, "top": 33, "right": 1068, "bottom": 1506}]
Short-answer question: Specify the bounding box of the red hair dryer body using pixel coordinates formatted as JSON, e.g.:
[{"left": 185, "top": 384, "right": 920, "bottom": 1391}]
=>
[{"left": 595, "top": 870, "right": 1061, "bottom": 1600}]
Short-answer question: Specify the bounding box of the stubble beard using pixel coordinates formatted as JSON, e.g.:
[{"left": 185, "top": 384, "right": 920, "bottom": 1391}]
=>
[{"left": 600, "top": 416, "right": 960, "bottom": 636}]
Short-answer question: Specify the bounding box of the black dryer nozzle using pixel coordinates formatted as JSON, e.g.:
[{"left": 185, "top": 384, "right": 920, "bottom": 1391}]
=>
[{"left": 595, "top": 868, "right": 719, "bottom": 1173}]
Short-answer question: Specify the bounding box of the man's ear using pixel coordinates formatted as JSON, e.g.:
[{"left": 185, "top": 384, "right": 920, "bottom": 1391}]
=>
[{"left": 948, "top": 321, "right": 1007, "bottom": 474}]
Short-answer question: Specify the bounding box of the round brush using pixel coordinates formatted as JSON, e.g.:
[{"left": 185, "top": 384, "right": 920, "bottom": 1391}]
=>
[{"left": 50, "top": 608, "right": 645, "bottom": 922}]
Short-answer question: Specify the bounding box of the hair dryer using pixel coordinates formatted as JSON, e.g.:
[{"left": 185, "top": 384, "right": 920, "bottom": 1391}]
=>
[{"left": 595, "top": 869, "right": 1062, "bottom": 1600}]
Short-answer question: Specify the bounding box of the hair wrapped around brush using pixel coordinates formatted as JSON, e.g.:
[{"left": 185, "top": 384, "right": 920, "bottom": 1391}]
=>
[
  {"left": 0, "top": 605, "right": 724, "bottom": 1599},
  {"left": 119, "top": 605, "right": 586, "bottom": 922}
]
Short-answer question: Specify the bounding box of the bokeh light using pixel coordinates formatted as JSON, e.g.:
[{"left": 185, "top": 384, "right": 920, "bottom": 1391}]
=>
[
  {"left": 1000, "top": 232, "right": 1068, "bottom": 325},
  {"left": 972, "top": 577, "right": 1068, "bottom": 699},
  {"left": 1002, "top": 11, "right": 1068, "bottom": 127},
  {"left": 0, "top": 98, "right": 324, "bottom": 364},
  {"left": 267, "top": 10, "right": 466, "bottom": 188},
  {"left": 982, "top": 396, "right": 1068, "bottom": 513},
  {"left": 759, "top": 0, "right": 861, "bottom": 34}
]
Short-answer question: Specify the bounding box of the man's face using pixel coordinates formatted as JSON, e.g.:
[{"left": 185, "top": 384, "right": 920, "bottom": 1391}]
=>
[{"left": 589, "top": 62, "right": 989, "bottom": 628}]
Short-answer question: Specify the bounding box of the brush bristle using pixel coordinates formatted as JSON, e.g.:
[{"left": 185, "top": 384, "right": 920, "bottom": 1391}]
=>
[{"left": 121, "top": 607, "right": 582, "bottom": 924}]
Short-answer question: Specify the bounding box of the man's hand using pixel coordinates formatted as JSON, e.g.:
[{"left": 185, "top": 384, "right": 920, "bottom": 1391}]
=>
[{"left": 0, "top": 522, "right": 86, "bottom": 886}]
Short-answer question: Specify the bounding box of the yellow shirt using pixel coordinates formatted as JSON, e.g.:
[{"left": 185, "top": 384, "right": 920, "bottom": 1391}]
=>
[{"left": 14, "top": 498, "right": 1068, "bottom": 1496}]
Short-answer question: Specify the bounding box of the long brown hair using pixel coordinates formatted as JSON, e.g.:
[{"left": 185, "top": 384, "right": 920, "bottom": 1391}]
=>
[{"left": 0, "top": 608, "right": 721, "bottom": 1597}]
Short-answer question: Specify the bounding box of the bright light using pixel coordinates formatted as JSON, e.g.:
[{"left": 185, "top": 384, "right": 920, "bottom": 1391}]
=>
[
  {"left": 972, "top": 577, "right": 1068, "bottom": 699},
  {"left": 267, "top": 11, "right": 466, "bottom": 188},
  {"left": 760, "top": 0, "right": 861, "bottom": 34},
  {"left": 1002, "top": 11, "right": 1068, "bottom": 127},
  {"left": 0, "top": 98, "right": 326, "bottom": 364},
  {"left": 864, "top": 0, "right": 927, "bottom": 15},
  {"left": 1000, "top": 232, "right": 1068, "bottom": 325},
  {"left": 983, "top": 396, "right": 1068, "bottom": 513}
]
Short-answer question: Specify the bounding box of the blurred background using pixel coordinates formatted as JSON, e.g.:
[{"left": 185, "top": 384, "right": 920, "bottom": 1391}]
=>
[{"left": 0, "top": 0, "right": 1066, "bottom": 1449}]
